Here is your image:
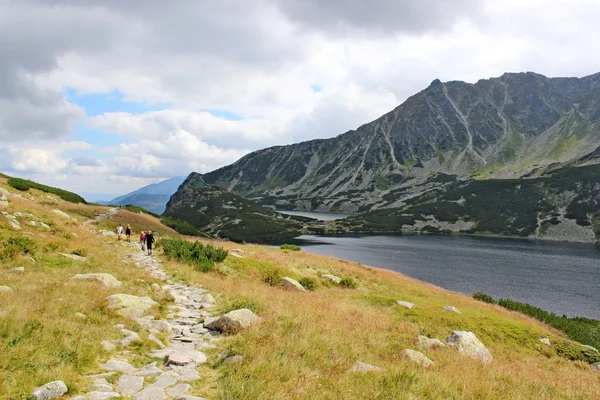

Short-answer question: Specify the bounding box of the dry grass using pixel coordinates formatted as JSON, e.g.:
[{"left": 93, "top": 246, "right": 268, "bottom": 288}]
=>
[{"left": 160, "top": 241, "right": 600, "bottom": 400}]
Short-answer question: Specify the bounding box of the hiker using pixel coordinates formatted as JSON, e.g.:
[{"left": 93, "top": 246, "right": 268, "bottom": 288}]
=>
[
  {"left": 125, "top": 224, "right": 132, "bottom": 242},
  {"left": 140, "top": 231, "right": 146, "bottom": 251},
  {"left": 116, "top": 224, "right": 123, "bottom": 240},
  {"left": 145, "top": 230, "right": 155, "bottom": 256}
]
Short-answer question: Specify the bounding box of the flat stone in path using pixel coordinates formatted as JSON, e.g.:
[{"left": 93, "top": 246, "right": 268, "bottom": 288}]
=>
[
  {"left": 117, "top": 375, "right": 144, "bottom": 396},
  {"left": 106, "top": 294, "right": 158, "bottom": 318},
  {"left": 31, "top": 380, "right": 68, "bottom": 400},
  {"left": 281, "top": 277, "right": 306, "bottom": 291},
  {"left": 443, "top": 306, "right": 462, "bottom": 314},
  {"left": 396, "top": 301, "right": 415, "bottom": 309},
  {"left": 71, "top": 273, "right": 122, "bottom": 288},
  {"left": 100, "top": 359, "right": 136, "bottom": 373},
  {"left": 132, "top": 387, "right": 167, "bottom": 400},
  {"left": 204, "top": 308, "right": 261, "bottom": 333},
  {"left": 87, "top": 392, "right": 120, "bottom": 400},
  {"left": 401, "top": 349, "right": 434, "bottom": 367},
  {"left": 446, "top": 331, "right": 493, "bottom": 364},
  {"left": 350, "top": 361, "right": 385, "bottom": 373},
  {"left": 165, "top": 350, "right": 207, "bottom": 366},
  {"left": 166, "top": 383, "right": 192, "bottom": 397}
]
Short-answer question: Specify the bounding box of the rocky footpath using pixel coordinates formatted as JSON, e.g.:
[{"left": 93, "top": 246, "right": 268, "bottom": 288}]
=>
[{"left": 32, "top": 241, "right": 260, "bottom": 400}]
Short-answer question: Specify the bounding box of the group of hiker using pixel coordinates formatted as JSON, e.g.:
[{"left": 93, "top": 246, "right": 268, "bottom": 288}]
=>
[{"left": 115, "top": 224, "right": 155, "bottom": 255}]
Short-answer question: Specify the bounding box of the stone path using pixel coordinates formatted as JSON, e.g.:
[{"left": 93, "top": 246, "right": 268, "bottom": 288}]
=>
[{"left": 74, "top": 242, "right": 218, "bottom": 399}]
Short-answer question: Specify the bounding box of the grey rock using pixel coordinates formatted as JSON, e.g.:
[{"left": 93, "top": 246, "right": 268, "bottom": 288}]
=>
[
  {"left": 10, "top": 266, "right": 25, "bottom": 273},
  {"left": 106, "top": 294, "right": 157, "bottom": 318},
  {"left": 174, "top": 366, "right": 201, "bottom": 381},
  {"left": 72, "top": 273, "right": 122, "bottom": 287},
  {"left": 281, "top": 277, "right": 306, "bottom": 291},
  {"left": 396, "top": 301, "right": 415, "bottom": 309},
  {"left": 60, "top": 253, "right": 87, "bottom": 262},
  {"left": 132, "top": 387, "right": 167, "bottom": 400},
  {"left": 0, "top": 285, "right": 14, "bottom": 294},
  {"left": 121, "top": 333, "right": 141, "bottom": 347},
  {"left": 417, "top": 335, "right": 445, "bottom": 350},
  {"left": 74, "top": 312, "right": 87, "bottom": 319},
  {"left": 117, "top": 375, "right": 144, "bottom": 396},
  {"left": 100, "top": 359, "right": 136, "bottom": 373},
  {"left": 92, "top": 378, "right": 113, "bottom": 392},
  {"left": 401, "top": 349, "right": 434, "bottom": 367},
  {"left": 132, "top": 362, "right": 163, "bottom": 377},
  {"left": 582, "top": 344, "right": 599, "bottom": 352},
  {"left": 349, "top": 361, "right": 385, "bottom": 373},
  {"left": 446, "top": 331, "right": 493, "bottom": 364},
  {"left": 148, "top": 334, "right": 166, "bottom": 348},
  {"left": 538, "top": 337, "right": 551, "bottom": 346},
  {"left": 51, "top": 209, "right": 72, "bottom": 219},
  {"left": 87, "top": 392, "right": 120, "bottom": 400},
  {"left": 152, "top": 371, "right": 178, "bottom": 388},
  {"left": 101, "top": 340, "right": 116, "bottom": 352},
  {"left": 166, "top": 383, "right": 192, "bottom": 397},
  {"left": 31, "top": 381, "right": 68, "bottom": 400},
  {"left": 443, "top": 306, "right": 462, "bottom": 314},
  {"left": 204, "top": 308, "right": 262, "bottom": 333},
  {"left": 224, "top": 355, "right": 243, "bottom": 364},
  {"left": 320, "top": 273, "right": 342, "bottom": 283},
  {"left": 165, "top": 350, "right": 207, "bottom": 366}
]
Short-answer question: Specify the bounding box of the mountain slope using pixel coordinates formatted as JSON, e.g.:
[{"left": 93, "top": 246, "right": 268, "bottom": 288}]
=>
[
  {"left": 202, "top": 72, "right": 600, "bottom": 213},
  {"left": 107, "top": 176, "right": 186, "bottom": 214}
]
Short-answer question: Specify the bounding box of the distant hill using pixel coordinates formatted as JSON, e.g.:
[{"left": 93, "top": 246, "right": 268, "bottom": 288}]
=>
[{"left": 106, "top": 176, "right": 186, "bottom": 214}]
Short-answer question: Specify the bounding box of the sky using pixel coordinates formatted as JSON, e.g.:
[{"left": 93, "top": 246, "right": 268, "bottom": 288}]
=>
[{"left": 1, "top": 0, "right": 600, "bottom": 198}]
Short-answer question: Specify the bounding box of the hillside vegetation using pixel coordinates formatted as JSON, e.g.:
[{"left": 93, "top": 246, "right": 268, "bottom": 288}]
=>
[{"left": 1, "top": 175, "right": 599, "bottom": 399}]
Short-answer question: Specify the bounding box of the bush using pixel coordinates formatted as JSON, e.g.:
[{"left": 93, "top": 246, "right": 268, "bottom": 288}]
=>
[
  {"left": 262, "top": 268, "right": 283, "bottom": 287},
  {"left": 473, "top": 292, "right": 496, "bottom": 304},
  {"left": 339, "top": 277, "right": 357, "bottom": 289},
  {"left": 280, "top": 244, "right": 301, "bottom": 251},
  {"left": 299, "top": 277, "right": 317, "bottom": 291},
  {"left": 157, "top": 238, "right": 227, "bottom": 272},
  {"left": 7, "top": 177, "right": 86, "bottom": 203},
  {"left": 0, "top": 235, "right": 37, "bottom": 260}
]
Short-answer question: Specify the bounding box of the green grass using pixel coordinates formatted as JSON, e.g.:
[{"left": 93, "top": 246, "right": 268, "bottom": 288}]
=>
[
  {"left": 157, "top": 237, "right": 228, "bottom": 272},
  {"left": 280, "top": 244, "right": 301, "bottom": 251}
]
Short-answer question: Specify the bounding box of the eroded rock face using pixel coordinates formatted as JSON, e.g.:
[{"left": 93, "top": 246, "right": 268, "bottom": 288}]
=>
[
  {"left": 72, "top": 273, "right": 122, "bottom": 288},
  {"left": 446, "top": 331, "right": 493, "bottom": 364},
  {"left": 401, "top": 349, "right": 434, "bottom": 367},
  {"left": 204, "top": 308, "right": 261, "bottom": 333},
  {"left": 106, "top": 294, "right": 158, "bottom": 318},
  {"left": 31, "top": 380, "right": 68, "bottom": 400}
]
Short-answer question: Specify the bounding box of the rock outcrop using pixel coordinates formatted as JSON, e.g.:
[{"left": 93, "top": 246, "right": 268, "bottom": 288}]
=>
[{"left": 446, "top": 331, "right": 493, "bottom": 364}]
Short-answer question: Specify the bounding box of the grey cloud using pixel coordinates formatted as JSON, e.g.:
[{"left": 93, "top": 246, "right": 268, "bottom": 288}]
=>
[
  {"left": 69, "top": 157, "right": 103, "bottom": 167},
  {"left": 273, "top": 0, "right": 481, "bottom": 36}
]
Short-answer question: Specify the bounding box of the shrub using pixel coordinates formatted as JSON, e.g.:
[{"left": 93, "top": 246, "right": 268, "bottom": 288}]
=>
[
  {"left": 473, "top": 292, "right": 496, "bottom": 304},
  {"left": 280, "top": 244, "right": 301, "bottom": 251},
  {"left": 0, "top": 235, "right": 37, "bottom": 260},
  {"left": 299, "top": 277, "right": 317, "bottom": 291},
  {"left": 157, "top": 238, "right": 227, "bottom": 272},
  {"left": 262, "top": 268, "right": 283, "bottom": 287},
  {"left": 339, "top": 277, "right": 357, "bottom": 289}
]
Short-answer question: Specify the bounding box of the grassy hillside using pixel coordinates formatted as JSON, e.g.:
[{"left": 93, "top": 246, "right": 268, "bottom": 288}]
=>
[{"left": 1, "top": 175, "right": 599, "bottom": 399}]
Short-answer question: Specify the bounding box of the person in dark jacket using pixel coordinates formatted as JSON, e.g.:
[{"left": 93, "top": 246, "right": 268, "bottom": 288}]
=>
[{"left": 145, "top": 230, "right": 155, "bottom": 256}]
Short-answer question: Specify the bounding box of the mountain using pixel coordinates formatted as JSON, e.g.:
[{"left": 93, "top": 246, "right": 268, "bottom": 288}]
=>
[
  {"left": 163, "top": 174, "right": 309, "bottom": 242},
  {"left": 107, "top": 176, "right": 186, "bottom": 214},
  {"left": 201, "top": 72, "right": 600, "bottom": 214}
]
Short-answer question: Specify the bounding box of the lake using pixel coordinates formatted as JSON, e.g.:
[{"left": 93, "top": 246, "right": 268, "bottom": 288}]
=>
[
  {"left": 286, "top": 234, "right": 600, "bottom": 319},
  {"left": 277, "top": 210, "right": 351, "bottom": 220}
]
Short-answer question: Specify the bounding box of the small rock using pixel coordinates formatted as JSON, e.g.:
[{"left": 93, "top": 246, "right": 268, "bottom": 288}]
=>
[
  {"left": 31, "top": 381, "right": 68, "bottom": 400},
  {"left": 538, "top": 337, "right": 551, "bottom": 346},
  {"left": 132, "top": 362, "right": 164, "bottom": 377},
  {"left": 152, "top": 371, "right": 179, "bottom": 388},
  {"left": 10, "top": 266, "right": 25, "bottom": 273},
  {"left": 204, "top": 308, "right": 262, "bottom": 334},
  {"left": 106, "top": 294, "right": 158, "bottom": 318},
  {"left": 582, "top": 344, "right": 599, "bottom": 353},
  {"left": 320, "top": 273, "right": 342, "bottom": 283},
  {"left": 151, "top": 283, "right": 161, "bottom": 291},
  {"left": 0, "top": 285, "right": 14, "bottom": 294},
  {"left": 87, "top": 392, "right": 120, "bottom": 400},
  {"left": 132, "top": 387, "right": 167, "bottom": 400},
  {"left": 446, "top": 331, "right": 493, "bottom": 364},
  {"left": 401, "top": 349, "right": 434, "bottom": 367},
  {"left": 113, "top": 324, "right": 125, "bottom": 329},
  {"left": 217, "top": 350, "right": 231, "bottom": 361},
  {"left": 117, "top": 375, "right": 144, "bottom": 396},
  {"left": 74, "top": 312, "right": 87, "bottom": 319},
  {"left": 101, "top": 340, "right": 116, "bottom": 352},
  {"left": 591, "top": 362, "right": 600, "bottom": 372},
  {"left": 71, "top": 273, "right": 122, "bottom": 288},
  {"left": 175, "top": 366, "right": 201, "bottom": 381},
  {"left": 224, "top": 355, "right": 243, "bottom": 364},
  {"left": 100, "top": 359, "right": 136, "bottom": 373},
  {"left": 121, "top": 333, "right": 141, "bottom": 347},
  {"left": 349, "top": 361, "right": 385, "bottom": 373},
  {"left": 443, "top": 306, "right": 462, "bottom": 314},
  {"left": 165, "top": 350, "right": 207, "bottom": 366},
  {"left": 281, "top": 277, "right": 306, "bottom": 291},
  {"left": 166, "top": 383, "right": 192, "bottom": 397},
  {"left": 51, "top": 209, "right": 72, "bottom": 219},
  {"left": 92, "top": 378, "right": 113, "bottom": 392},
  {"left": 148, "top": 334, "right": 166, "bottom": 348},
  {"left": 60, "top": 253, "right": 88, "bottom": 262},
  {"left": 417, "top": 335, "right": 445, "bottom": 350},
  {"left": 0, "top": 192, "right": 8, "bottom": 207},
  {"left": 396, "top": 301, "right": 415, "bottom": 309}
]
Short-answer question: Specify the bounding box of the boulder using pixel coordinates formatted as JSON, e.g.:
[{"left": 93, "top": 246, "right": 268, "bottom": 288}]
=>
[
  {"left": 401, "top": 349, "right": 434, "bottom": 367},
  {"left": 72, "top": 273, "right": 122, "bottom": 288},
  {"left": 165, "top": 350, "right": 207, "bottom": 366},
  {"left": 31, "top": 380, "right": 68, "bottom": 400},
  {"left": 538, "top": 337, "right": 551, "bottom": 346},
  {"left": 446, "top": 331, "right": 493, "bottom": 364},
  {"left": 349, "top": 361, "right": 385, "bottom": 373},
  {"left": 60, "top": 253, "right": 87, "bottom": 262},
  {"left": 106, "top": 294, "right": 157, "bottom": 318},
  {"left": 396, "top": 301, "right": 415, "bottom": 309},
  {"left": 204, "top": 308, "right": 261, "bottom": 334},
  {"left": 443, "top": 306, "right": 462, "bottom": 314},
  {"left": 117, "top": 375, "right": 144, "bottom": 396},
  {"left": 0, "top": 285, "right": 14, "bottom": 294},
  {"left": 281, "top": 277, "right": 306, "bottom": 291},
  {"left": 417, "top": 335, "right": 445, "bottom": 350},
  {"left": 320, "top": 273, "right": 342, "bottom": 283}
]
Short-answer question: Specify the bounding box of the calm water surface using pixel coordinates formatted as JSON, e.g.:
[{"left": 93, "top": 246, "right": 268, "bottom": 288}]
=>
[
  {"left": 277, "top": 210, "right": 351, "bottom": 220},
  {"left": 288, "top": 234, "right": 600, "bottom": 319}
]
